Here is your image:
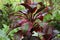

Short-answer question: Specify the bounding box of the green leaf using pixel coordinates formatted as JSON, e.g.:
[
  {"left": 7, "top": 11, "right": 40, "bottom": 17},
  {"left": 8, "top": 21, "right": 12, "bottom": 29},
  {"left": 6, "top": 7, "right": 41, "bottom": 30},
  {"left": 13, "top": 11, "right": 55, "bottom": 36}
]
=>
[
  {"left": 43, "top": 14, "right": 52, "bottom": 22},
  {"left": 57, "top": 34, "right": 60, "bottom": 38},
  {"left": 8, "top": 27, "right": 21, "bottom": 37},
  {"left": 0, "top": 29, "right": 10, "bottom": 40},
  {"left": 2, "top": 24, "right": 9, "bottom": 33}
]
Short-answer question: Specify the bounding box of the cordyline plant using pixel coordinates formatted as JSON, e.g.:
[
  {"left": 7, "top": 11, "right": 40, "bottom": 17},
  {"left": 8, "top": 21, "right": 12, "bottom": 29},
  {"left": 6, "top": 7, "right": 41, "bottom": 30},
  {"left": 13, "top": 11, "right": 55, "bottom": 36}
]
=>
[{"left": 9, "top": 1, "right": 53, "bottom": 40}]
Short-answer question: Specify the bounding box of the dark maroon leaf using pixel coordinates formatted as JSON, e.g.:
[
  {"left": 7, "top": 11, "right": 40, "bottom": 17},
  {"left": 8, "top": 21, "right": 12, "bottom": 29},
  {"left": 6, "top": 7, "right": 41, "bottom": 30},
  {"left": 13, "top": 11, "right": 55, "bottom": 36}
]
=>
[
  {"left": 34, "top": 12, "right": 43, "bottom": 20},
  {"left": 31, "top": 22, "right": 43, "bottom": 32},
  {"left": 36, "top": 6, "right": 45, "bottom": 13},
  {"left": 37, "top": 15, "right": 43, "bottom": 21},
  {"left": 9, "top": 1, "right": 53, "bottom": 40},
  {"left": 31, "top": 26, "right": 43, "bottom": 32},
  {"left": 18, "top": 10, "right": 28, "bottom": 18},
  {"left": 36, "top": 11, "right": 52, "bottom": 21},
  {"left": 31, "top": 7, "right": 37, "bottom": 13},
  {"left": 43, "top": 34, "right": 52, "bottom": 40},
  {"left": 20, "top": 3, "right": 32, "bottom": 10},
  {"left": 36, "top": 12, "right": 43, "bottom": 16},
  {"left": 20, "top": 3, "right": 37, "bottom": 13},
  {"left": 36, "top": 2, "right": 45, "bottom": 13}
]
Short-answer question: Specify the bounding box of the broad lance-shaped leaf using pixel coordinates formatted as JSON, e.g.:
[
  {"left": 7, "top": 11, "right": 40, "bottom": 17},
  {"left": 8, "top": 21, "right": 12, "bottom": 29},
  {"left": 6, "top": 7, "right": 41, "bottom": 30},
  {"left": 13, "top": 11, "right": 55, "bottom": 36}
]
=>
[
  {"left": 20, "top": 3, "right": 32, "bottom": 11},
  {"left": 2, "top": 24, "right": 9, "bottom": 33},
  {"left": 36, "top": 2, "right": 45, "bottom": 13},
  {"left": 33, "top": 2, "right": 45, "bottom": 17},
  {"left": 0, "top": 29, "right": 10, "bottom": 40},
  {"left": 36, "top": 6, "right": 52, "bottom": 17},
  {"left": 36, "top": 6, "right": 45, "bottom": 13},
  {"left": 19, "top": 9, "right": 28, "bottom": 14},
  {"left": 35, "top": 12, "right": 43, "bottom": 21},
  {"left": 19, "top": 10, "right": 28, "bottom": 18},
  {"left": 19, "top": 7, "right": 37, "bottom": 14},
  {"left": 18, "top": 22, "right": 33, "bottom": 37},
  {"left": 30, "top": 7, "right": 37, "bottom": 13},
  {"left": 17, "top": 22, "right": 33, "bottom": 36},
  {"left": 37, "top": 7, "right": 53, "bottom": 19},
  {"left": 20, "top": 2, "right": 45, "bottom": 14},
  {"left": 20, "top": 3, "right": 37, "bottom": 13},
  {"left": 31, "top": 22, "right": 43, "bottom": 32},
  {"left": 37, "top": 15, "right": 43, "bottom": 21},
  {"left": 36, "top": 9, "right": 52, "bottom": 21},
  {"left": 37, "top": 14, "right": 44, "bottom": 21}
]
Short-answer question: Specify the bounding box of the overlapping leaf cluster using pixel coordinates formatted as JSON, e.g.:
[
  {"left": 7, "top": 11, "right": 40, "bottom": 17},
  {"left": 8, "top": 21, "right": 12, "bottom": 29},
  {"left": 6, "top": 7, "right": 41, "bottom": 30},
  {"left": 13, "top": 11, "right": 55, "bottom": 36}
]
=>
[{"left": 9, "top": 1, "right": 54, "bottom": 40}]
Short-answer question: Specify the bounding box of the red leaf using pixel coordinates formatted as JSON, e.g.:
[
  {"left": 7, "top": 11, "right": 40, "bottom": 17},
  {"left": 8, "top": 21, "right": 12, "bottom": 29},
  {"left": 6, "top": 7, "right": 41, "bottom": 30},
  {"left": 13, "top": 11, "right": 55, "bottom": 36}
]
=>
[
  {"left": 34, "top": 12, "right": 43, "bottom": 19},
  {"left": 31, "top": 7, "right": 37, "bottom": 13},
  {"left": 37, "top": 15, "right": 43, "bottom": 21},
  {"left": 37, "top": 12, "right": 43, "bottom": 16}
]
